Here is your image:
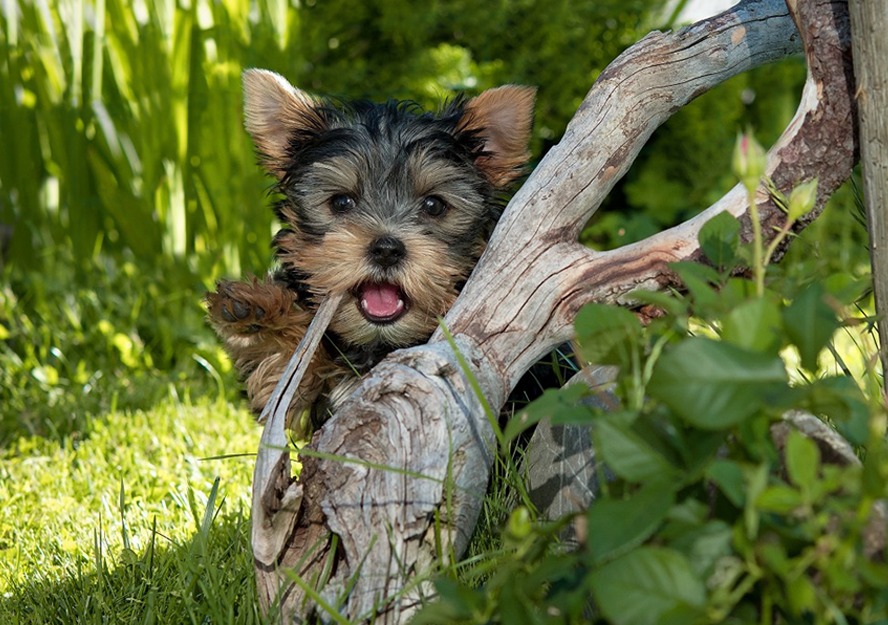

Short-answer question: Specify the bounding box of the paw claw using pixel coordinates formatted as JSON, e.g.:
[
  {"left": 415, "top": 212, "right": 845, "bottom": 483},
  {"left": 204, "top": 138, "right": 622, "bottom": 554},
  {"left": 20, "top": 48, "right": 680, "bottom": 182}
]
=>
[{"left": 232, "top": 300, "right": 251, "bottom": 320}]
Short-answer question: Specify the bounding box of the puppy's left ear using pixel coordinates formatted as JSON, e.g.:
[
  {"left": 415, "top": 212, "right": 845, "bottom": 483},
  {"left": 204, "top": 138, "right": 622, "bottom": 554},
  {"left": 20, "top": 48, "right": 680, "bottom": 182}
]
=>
[{"left": 458, "top": 85, "right": 537, "bottom": 188}]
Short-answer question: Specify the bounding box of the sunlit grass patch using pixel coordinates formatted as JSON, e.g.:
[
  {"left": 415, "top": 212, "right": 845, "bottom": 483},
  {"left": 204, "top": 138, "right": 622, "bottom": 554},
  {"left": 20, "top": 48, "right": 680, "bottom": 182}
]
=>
[{"left": 0, "top": 396, "right": 262, "bottom": 623}]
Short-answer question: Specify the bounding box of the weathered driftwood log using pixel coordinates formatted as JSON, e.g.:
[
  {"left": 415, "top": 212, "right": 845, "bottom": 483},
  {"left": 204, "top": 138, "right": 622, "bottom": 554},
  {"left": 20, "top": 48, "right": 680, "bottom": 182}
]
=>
[
  {"left": 251, "top": 0, "right": 858, "bottom": 622},
  {"left": 251, "top": 293, "right": 343, "bottom": 610}
]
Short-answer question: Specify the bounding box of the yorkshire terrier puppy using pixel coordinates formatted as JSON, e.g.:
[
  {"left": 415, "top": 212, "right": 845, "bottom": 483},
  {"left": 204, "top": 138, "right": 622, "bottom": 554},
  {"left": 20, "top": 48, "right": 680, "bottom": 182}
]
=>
[{"left": 206, "top": 69, "right": 535, "bottom": 435}]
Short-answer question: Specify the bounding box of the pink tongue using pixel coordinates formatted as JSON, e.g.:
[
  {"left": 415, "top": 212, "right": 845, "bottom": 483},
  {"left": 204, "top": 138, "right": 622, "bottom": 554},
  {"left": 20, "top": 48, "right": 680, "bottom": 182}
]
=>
[{"left": 360, "top": 283, "right": 404, "bottom": 319}]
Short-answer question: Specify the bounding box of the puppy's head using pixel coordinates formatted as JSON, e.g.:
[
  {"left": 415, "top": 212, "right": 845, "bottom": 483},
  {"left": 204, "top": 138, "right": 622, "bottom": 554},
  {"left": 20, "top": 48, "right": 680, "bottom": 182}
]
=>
[{"left": 243, "top": 69, "right": 535, "bottom": 353}]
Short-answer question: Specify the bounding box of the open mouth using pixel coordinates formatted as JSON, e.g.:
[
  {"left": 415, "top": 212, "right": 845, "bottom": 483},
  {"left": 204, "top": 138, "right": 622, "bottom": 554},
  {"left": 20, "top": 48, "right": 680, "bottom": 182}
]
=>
[{"left": 356, "top": 282, "right": 408, "bottom": 324}]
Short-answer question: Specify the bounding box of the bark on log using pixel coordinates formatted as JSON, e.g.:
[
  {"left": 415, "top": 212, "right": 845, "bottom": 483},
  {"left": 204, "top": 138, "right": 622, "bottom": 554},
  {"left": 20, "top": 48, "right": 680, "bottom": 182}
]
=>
[
  {"left": 849, "top": 0, "right": 888, "bottom": 395},
  {"left": 251, "top": 0, "right": 859, "bottom": 622}
]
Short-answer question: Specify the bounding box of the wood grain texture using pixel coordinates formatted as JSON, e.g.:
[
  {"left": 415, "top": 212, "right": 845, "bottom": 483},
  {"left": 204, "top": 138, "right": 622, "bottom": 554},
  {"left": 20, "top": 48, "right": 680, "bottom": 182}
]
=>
[{"left": 251, "top": 292, "right": 343, "bottom": 612}]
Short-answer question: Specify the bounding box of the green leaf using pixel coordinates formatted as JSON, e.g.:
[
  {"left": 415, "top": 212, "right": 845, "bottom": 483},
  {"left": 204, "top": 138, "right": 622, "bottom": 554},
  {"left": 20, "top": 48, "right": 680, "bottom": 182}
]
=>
[
  {"left": 505, "top": 384, "right": 590, "bottom": 443},
  {"left": 706, "top": 460, "right": 746, "bottom": 507},
  {"left": 628, "top": 289, "right": 688, "bottom": 319},
  {"left": 575, "top": 303, "right": 642, "bottom": 368},
  {"left": 670, "top": 261, "right": 722, "bottom": 285},
  {"left": 859, "top": 559, "right": 888, "bottom": 588},
  {"left": 668, "top": 520, "right": 733, "bottom": 579},
  {"left": 862, "top": 452, "right": 887, "bottom": 499},
  {"left": 744, "top": 462, "right": 770, "bottom": 539},
  {"left": 787, "top": 574, "right": 817, "bottom": 615},
  {"left": 595, "top": 416, "right": 680, "bottom": 482},
  {"left": 801, "top": 376, "right": 870, "bottom": 446},
  {"left": 499, "top": 582, "right": 537, "bottom": 625},
  {"left": 647, "top": 338, "right": 788, "bottom": 430},
  {"left": 587, "top": 482, "right": 675, "bottom": 564},
  {"left": 589, "top": 547, "right": 706, "bottom": 625},
  {"left": 417, "top": 577, "right": 479, "bottom": 622},
  {"left": 758, "top": 541, "right": 790, "bottom": 576},
  {"left": 756, "top": 484, "right": 804, "bottom": 514},
  {"left": 823, "top": 560, "right": 862, "bottom": 596},
  {"left": 665, "top": 498, "right": 709, "bottom": 527},
  {"left": 669, "top": 262, "right": 721, "bottom": 310},
  {"left": 88, "top": 150, "right": 163, "bottom": 259},
  {"left": 680, "top": 429, "right": 727, "bottom": 474},
  {"left": 719, "top": 277, "right": 759, "bottom": 309},
  {"left": 822, "top": 273, "right": 870, "bottom": 305},
  {"left": 721, "top": 296, "right": 783, "bottom": 353},
  {"left": 658, "top": 604, "right": 710, "bottom": 625},
  {"left": 782, "top": 282, "right": 839, "bottom": 372},
  {"left": 785, "top": 429, "right": 820, "bottom": 494},
  {"left": 698, "top": 211, "right": 740, "bottom": 270}
]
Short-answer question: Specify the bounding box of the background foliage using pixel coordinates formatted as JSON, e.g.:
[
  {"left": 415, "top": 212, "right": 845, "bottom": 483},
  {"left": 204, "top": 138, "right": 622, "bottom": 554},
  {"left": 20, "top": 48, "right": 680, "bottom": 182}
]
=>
[{"left": 0, "top": 0, "right": 877, "bottom": 622}]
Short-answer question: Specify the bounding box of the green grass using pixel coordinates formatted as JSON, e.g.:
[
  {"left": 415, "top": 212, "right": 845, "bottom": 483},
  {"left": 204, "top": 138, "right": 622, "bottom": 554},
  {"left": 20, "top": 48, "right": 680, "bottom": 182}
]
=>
[{"left": 0, "top": 396, "right": 263, "bottom": 624}]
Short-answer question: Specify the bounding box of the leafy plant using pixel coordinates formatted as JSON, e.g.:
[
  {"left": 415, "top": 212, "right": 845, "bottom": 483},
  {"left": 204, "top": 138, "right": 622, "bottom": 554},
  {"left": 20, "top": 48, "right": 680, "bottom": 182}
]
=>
[
  {"left": 417, "top": 135, "right": 887, "bottom": 624},
  {"left": 0, "top": 251, "right": 234, "bottom": 444}
]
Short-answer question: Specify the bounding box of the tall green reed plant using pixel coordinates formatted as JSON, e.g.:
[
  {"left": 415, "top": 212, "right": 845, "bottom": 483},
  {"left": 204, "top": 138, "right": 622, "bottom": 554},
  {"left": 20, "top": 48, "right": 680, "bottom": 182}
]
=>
[{"left": 0, "top": 0, "right": 301, "bottom": 280}]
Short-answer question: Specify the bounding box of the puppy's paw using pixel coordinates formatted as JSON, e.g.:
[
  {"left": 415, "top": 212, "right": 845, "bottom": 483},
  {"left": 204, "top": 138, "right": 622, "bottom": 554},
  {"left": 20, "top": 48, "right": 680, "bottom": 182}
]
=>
[{"left": 205, "top": 278, "right": 299, "bottom": 336}]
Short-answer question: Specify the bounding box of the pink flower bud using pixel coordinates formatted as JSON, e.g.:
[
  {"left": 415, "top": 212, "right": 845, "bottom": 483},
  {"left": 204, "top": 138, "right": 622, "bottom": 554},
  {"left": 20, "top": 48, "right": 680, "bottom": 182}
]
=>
[{"left": 732, "top": 132, "right": 767, "bottom": 193}]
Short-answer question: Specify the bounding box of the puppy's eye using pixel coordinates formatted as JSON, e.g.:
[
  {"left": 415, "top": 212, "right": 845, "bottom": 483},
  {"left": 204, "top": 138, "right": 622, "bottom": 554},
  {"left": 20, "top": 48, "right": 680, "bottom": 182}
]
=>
[
  {"left": 330, "top": 194, "right": 356, "bottom": 214},
  {"left": 421, "top": 196, "right": 447, "bottom": 217}
]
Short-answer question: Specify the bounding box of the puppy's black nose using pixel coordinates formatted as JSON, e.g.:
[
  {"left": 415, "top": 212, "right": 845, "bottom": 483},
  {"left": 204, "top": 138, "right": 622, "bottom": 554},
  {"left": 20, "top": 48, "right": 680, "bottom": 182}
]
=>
[{"left": 368, "top": 236, "right": 406, "bottom": 268}]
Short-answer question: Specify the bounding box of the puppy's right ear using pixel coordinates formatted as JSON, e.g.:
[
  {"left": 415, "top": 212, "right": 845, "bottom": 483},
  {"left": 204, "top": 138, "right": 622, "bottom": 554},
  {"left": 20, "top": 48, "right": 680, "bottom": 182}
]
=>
[
  {"left": 243, "top": 69, "right": 325, "bottom": 178},
  {"left": 457, "top": 85, "right": 536, "bottom": 188}
]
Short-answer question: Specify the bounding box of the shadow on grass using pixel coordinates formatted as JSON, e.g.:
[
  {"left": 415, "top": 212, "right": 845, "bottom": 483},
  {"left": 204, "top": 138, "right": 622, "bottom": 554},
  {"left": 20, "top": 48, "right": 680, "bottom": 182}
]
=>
[{"left": 0, "top": 508, "right": 267, "bottom": 625}]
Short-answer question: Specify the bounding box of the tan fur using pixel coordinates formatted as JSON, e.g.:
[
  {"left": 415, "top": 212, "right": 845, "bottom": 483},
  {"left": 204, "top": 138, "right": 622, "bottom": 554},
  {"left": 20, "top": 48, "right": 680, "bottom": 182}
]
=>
[
  {"left": 205, "top": 277, "right": 335, "bottom": 426},
  {"left": 242, "top": 69, "right": 327, "bottom": 178},
  {"left": 458, "top": 85, "right": 537, "bottom": 187},
  {"left": 278, "top": 227, "right": 469, "bottom": 347}
]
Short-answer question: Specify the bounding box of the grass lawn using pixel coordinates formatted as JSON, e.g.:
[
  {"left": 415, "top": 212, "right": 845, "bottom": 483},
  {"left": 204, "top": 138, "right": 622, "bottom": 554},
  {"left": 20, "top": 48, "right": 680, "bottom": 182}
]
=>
[{"left": 0, "top": 396, "right": 264, "bottom": 624}]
